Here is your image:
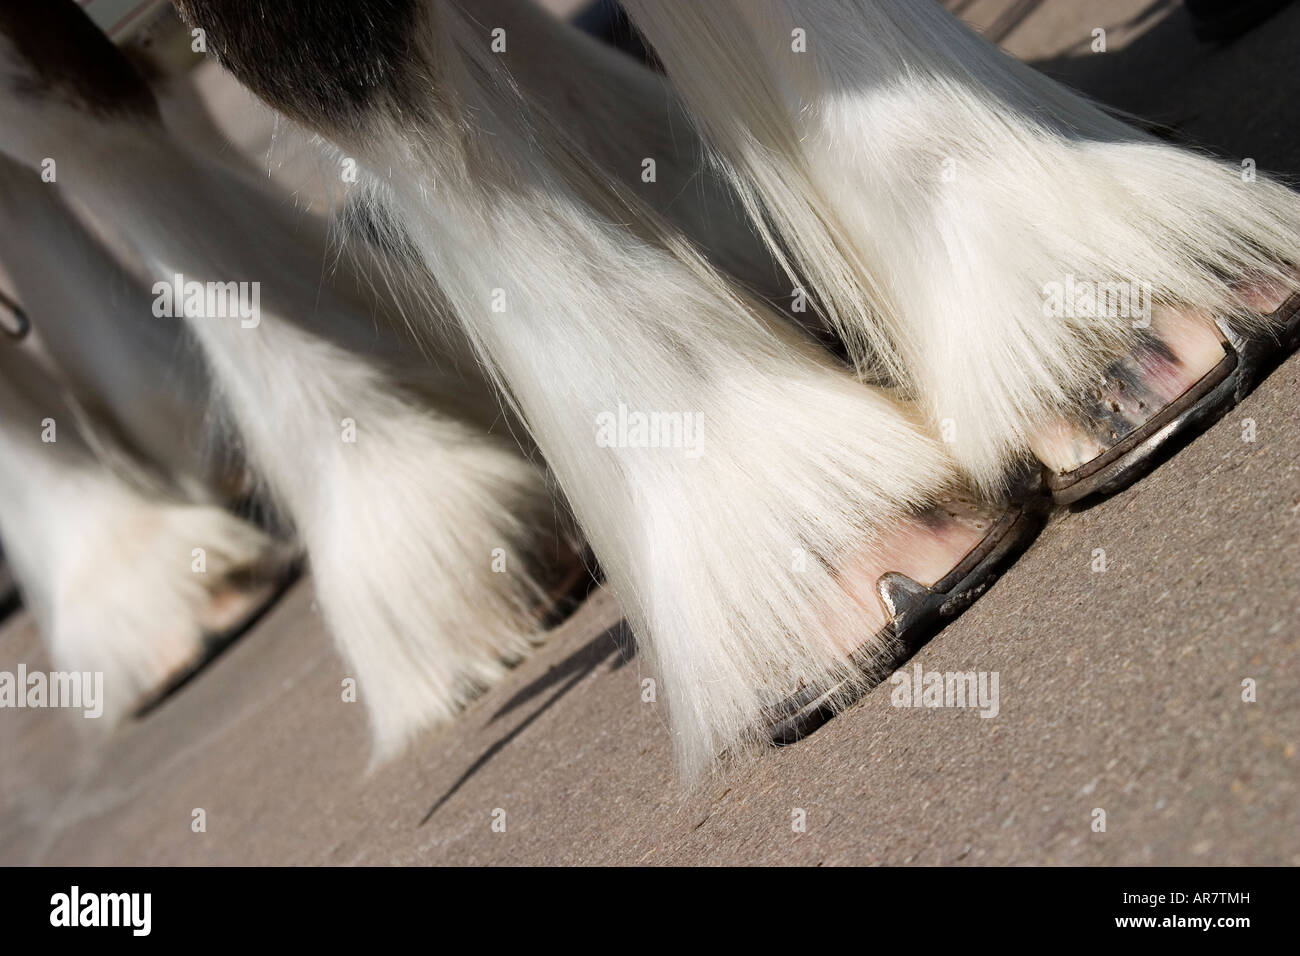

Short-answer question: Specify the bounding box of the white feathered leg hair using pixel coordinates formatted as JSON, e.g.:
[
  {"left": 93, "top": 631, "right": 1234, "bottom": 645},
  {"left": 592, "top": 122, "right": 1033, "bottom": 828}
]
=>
[
  {"left": 0, "top": 2, "right": 572, "bottom": 759},
  {"left": 623, "top": 0, "right": 1300, "bottom": 489},
  {"left": 0, "top": 351, "right": 275, "bottom": 722},
  {"left": 0, "top": 151, "right": 287, "bottom": 717},
  {"left": 169, "top": 0, "right": 993, "bottom": 775}
]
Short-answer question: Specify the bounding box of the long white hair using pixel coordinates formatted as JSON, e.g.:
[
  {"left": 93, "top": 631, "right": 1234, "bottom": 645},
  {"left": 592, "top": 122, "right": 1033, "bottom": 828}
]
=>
[
  {"left": 0, "top": 350, "right": 276, "bottom": 721},
  {"left": 0, "top": 8, "right": 571, "bottom": 758},
  {"left": 623, "top": 0, "right": 1300, "bottom": 489},
  {"left": 173, "top": 0, "right": 976, "bottom": 775}
]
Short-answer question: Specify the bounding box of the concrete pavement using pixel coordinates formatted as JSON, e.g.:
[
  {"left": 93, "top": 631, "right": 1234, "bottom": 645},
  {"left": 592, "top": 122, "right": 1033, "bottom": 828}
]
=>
[{"left": 0, "top": 0, "right": 1296, "bottom": 865}]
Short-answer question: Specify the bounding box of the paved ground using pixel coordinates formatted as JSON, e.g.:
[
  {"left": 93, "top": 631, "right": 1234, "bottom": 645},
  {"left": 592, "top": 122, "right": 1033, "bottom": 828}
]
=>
[{"left": 1, "top": 0, "right": 1297, "bottom": 865}]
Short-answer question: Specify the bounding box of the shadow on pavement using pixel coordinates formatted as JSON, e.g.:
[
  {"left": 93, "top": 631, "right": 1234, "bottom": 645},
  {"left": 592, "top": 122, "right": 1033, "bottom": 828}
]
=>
[
  {"left": 1028, "top": 0, "right": 1300, "bottom": 174},
  {"left": 421, "top": 621, "right": 636, "bottom": 825}
]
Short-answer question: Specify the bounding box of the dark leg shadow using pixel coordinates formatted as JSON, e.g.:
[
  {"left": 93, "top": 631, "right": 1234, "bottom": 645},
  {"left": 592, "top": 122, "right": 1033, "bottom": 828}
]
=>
[
  {"left": 0, "top": 550, "right": 19, "bottom": 628},
  {"left": 491, "top": 618, "right": 635, "bottom": 723},
  {"left": 1026, "top": 0, "right": 1300, "bottom": 175},
  {"left": 420, "top": 621, "right": 636, "bottom": 825},
  {"left": 0, "top": 588, "right": 19, "bottom": 627}
]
